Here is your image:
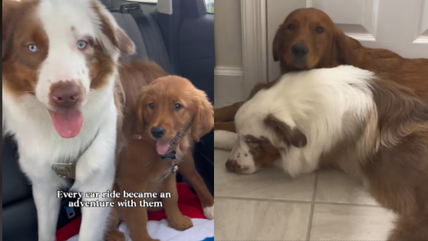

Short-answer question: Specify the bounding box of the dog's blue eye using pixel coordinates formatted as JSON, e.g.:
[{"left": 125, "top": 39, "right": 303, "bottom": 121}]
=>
[
  {"left": 315, "top": 26, "right": 324, "bottom": 33},
  {"left": 173, "top": 103, "right": 182, "bottom": 110},
  {"left": 287, "top": 24, "right": 295, "bottom": 30},
  {"left": 149, "top": 103, "right": 155, "bottom": 109},
  {"left": 27, "top": 44, "right": 38, "bottom": 52},
  {"left": 77, "top": 40, "right": 87, "bottom": 50}
]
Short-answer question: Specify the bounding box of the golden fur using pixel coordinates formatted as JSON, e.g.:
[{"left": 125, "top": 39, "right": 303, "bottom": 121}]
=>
[
  {"left": 106, "top": 75, "right": 214, "bottom": 241},
  {"left": 214, "top": 8, "right": 428, "bottom": 131}
]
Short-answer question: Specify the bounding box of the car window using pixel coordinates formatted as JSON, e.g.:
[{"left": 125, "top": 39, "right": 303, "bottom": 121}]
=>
[
  {"left": 128, "top": 0, "right": 157, "bottom": 3},
  {"left": 128, "top": 0, "right": 214, "bottom": 13},
  {"left": 205, "top": 0, "right": 214, "bottom": 14}
]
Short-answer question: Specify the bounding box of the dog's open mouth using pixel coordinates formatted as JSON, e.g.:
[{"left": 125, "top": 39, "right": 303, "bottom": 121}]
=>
[{"left": 155, "top": 132, "right": 181, "bottom": 155}]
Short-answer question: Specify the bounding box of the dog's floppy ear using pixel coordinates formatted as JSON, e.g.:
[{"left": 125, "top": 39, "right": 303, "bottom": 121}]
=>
[
  {"left": 264, "top": 114, "right": 306, "bottom": 147},
  {"left": 191, "top": 90, "right": 214, "bottom": 142},
  {"left": 136, "top": 89, "right": 147, "bottom": 133},
  {"left": 273, "top": 26, "right": 285, "bottom": 62},
  {"left": 91, "top": 0, "right": 135, "bottom": 55},
  {"left": 334, "top": 26, "right": 361, "bottom": 65}
]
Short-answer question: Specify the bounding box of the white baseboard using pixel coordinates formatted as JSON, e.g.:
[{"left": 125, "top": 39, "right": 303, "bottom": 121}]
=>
[{"left": 214, "top": 66, "right": 243, "bottom": 77}]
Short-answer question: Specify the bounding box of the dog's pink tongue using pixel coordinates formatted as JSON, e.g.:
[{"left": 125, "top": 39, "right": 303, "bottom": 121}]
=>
[
  {"left": 156, "top": 140, "right": 170, "bottom": 155},
  {"left": 50, "top": 110, "right": 83, "bottom": 138}
]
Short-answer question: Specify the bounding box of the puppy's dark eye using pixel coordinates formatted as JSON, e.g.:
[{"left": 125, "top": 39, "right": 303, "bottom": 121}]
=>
[
  {"left": 173, "top": 103, "right": 182, "bottom": 110},
  {"left": 315, "top": 26, "right": 324, "bottom": 33},
  {"left": 149, "top": 103, "right": 155, "bottom": 109},
  {"left": 287, "top": 24, "right": 295, "bottom": 30}
]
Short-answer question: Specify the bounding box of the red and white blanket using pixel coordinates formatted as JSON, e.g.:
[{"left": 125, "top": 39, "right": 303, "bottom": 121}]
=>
[{"left": 57, "top": 183, "right": 214, "bottom": 241}]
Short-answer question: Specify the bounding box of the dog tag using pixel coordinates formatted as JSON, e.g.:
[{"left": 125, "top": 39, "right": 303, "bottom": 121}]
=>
[{"left": 171, "top": 163, "right": 178, "bottom": 173}]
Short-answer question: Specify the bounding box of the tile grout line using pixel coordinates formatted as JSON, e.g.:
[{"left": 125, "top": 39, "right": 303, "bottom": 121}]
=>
[
  {"left": 215, "top": 195, "right": 381, "bottom": 208},
  {"left": 215, "top": 195, "right": 313, "bottom": 204},
  {"left": 305, "top": 172, "right": 318, "bottom": 241}
]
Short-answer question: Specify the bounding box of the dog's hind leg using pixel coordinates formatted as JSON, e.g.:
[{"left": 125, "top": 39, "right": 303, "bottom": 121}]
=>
[
  {"left": 178, "top": 151, "right": 215, "bottom": 219},
  {"left": 214, "top": 121, "right": 236, "bottom": 132},
  {"left": 214, "top": 102, "right": 243, "bottom": 123}
]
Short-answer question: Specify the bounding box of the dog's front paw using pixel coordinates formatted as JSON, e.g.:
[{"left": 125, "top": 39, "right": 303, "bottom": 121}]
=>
[
  {"left": 169, "top": 215, "right": 193, "bottom": 231},
  {"left": 105, "top": 230, "right": 126, "bottom": 241},
  {"left": 203, "top": 205, "right": 214, "bottom": 220}
]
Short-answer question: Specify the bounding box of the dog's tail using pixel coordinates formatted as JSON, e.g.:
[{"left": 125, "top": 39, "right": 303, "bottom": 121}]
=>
[
  {"left": 388, "top": 211, "right": 428, "bottom": 241},
  {"left": 214, "top": 130, "right": 238, "bottom": 150}
]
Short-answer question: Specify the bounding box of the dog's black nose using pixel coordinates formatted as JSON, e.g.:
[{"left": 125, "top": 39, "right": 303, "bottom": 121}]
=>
[
  {"left": 291, "top": 44, "right": 309, "bottom": 58},
  {"left": 151, "top": 127, "right": 166, "bottom": 139}
]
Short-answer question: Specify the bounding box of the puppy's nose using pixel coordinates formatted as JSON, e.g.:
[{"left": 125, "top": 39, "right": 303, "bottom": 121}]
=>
[
  {"left": 291, "top": 44, "right": 309, "bottom": 58},
  {"left": 151, "top": 127, "right": 166, "bottom": 139},
  {"left": 50, "top": 81, "right": 81, "bottom": 109}
]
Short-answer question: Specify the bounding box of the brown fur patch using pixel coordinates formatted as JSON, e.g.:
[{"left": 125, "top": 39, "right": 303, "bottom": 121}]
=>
[
  {"left": 87, "top": 43, "right": 116, "bottom": 90},
  {"left": 264, "top": 114, "right": 307, "bottom": 147},
  {"left": 225, "top": 159, "right": 249, "bottom": 173},
  {"left": 362, "top": 79, "right": 428, "bottom": 213},
  {"left": 2, "top": 0, "right": 47, "bottom": 99},
  {"left": 370, "top": 79, "right": 428, "bottom": 149},
  {"left": 91, "top": 1, "right": 135, "bottom": 55},
  {"left": 351, "top": 78, "right": 428, "bottom": 240},
  {"left": 244, "top": 135, "right": 280, "bottom": 168}
]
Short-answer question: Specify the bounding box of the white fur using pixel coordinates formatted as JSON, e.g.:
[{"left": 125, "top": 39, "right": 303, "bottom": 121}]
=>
[
  {"left": 203, "top": 205, "right": 214, "bottom": 220},
  {"left": 228, "top": 65, "right": 376, "bottom": 177},
  {"left": 2, "top": 1, "right": 125, "bottom": 240},
  {"left": 214, "top": 130, "right": 237, "bottom": 150}
]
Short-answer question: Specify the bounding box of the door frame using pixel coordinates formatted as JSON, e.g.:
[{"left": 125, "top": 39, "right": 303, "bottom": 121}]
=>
[{"left": 240, "top": 0, "right": 268, "bottom": 97}]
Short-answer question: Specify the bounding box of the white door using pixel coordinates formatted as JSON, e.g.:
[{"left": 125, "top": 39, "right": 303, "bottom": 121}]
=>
[{"left": 266, "top": 0, "right": 428, "bottom": 81}]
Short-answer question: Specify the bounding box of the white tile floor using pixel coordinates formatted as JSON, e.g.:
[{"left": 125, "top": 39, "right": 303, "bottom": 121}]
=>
[{"left": 214, "top": 149, "right": 396, "bottom": 241}]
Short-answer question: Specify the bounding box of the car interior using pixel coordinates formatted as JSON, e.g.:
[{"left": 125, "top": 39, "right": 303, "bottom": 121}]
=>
[{"left": 1, "top": 0, "right": 214, "bottom": 240}]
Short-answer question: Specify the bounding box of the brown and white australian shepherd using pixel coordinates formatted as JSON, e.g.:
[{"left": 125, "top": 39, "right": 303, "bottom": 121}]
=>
[
  {"left": 215, "top": 65, "right": 428, "bottom": 240},
  {"left": 2, "top": 0, "right": 134, "bottom": 240}
]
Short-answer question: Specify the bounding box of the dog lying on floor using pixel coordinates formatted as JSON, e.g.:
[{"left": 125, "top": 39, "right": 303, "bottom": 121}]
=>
[
  {"left": 106, "top": 76, "right": 214, "bottom": 241},
  {"left": 215, "top": 65, "right": 428, "bottom": 240},
  {"left": 214, "top": 8, "right": 428, "bottom": 133}
]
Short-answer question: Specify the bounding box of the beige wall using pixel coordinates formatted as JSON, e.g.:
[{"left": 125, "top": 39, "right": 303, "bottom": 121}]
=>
[
  {"left": 214, "top": 0, "right": 245, "bottom": 108},
  {"left": 214, "top": 0, "right": 242, "bottom": 68}
]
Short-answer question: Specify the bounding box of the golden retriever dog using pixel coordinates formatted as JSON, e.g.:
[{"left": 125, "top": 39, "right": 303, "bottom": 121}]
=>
[
  {"left": 106, "top": 76, "right": 214, "bottom": 241},
  {"left": 214, "top": 8, "right": 428, "bottom": 132}
]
